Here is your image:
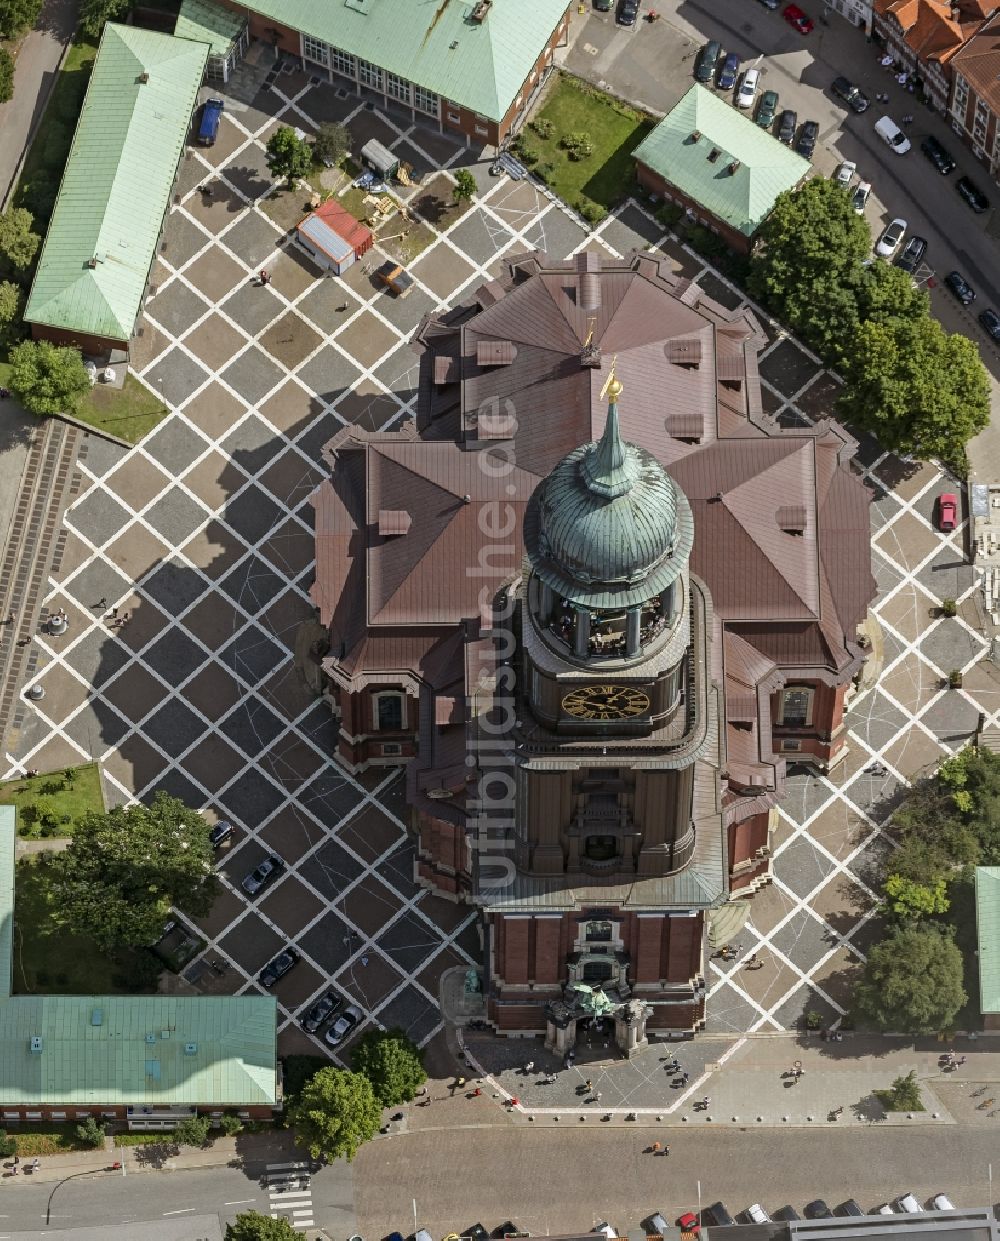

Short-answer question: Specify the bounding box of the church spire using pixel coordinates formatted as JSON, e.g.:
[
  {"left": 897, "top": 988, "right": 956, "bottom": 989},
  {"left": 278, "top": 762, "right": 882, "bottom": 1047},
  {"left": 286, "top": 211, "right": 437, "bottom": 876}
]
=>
[{"left": 583, "top": 358, "right": 635, "bottom": 500}]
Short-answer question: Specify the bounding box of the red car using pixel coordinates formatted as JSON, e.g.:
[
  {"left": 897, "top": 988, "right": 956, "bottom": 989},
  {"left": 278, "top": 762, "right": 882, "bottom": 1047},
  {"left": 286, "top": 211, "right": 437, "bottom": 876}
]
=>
[
  {"left": 938, "top": 492, "right": 958, "bottom": 531},
  {"left": 783, "top": 3, "right": 814, "bottom": 31},
  {"left": 678, "top": 1214, "right": 701, "bottom": 1236}
]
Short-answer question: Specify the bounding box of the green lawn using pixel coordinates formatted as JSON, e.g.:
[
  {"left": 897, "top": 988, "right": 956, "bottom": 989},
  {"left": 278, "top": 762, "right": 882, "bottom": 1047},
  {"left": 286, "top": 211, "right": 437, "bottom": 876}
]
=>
[
  {"left": 12, "top": 857, "right": 162, "bottom": 995},
  {"left": 517, "top": 75, "right": 654, "bottom": 220},
  {"left": 13, "top": 38, "right": 98, "bottom": 227},
  {"left": 4, "top": 1125, "right": 96, "bottom": 1156},
  {"left": 74, "top": 373, "right": 170, "bottom": 444},
  {"left": 0, "top": 762, "right": 104, "bottom": 838}
]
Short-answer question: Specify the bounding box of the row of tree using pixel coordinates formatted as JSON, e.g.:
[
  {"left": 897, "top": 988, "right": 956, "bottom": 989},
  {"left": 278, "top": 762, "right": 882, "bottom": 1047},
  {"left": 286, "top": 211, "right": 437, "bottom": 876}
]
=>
[
  {"left": 852, "top": 747, "right": 1000, "bottom": 1033},
  {"left": 749, "top": 178, "right": 990, "bottom": 471}
]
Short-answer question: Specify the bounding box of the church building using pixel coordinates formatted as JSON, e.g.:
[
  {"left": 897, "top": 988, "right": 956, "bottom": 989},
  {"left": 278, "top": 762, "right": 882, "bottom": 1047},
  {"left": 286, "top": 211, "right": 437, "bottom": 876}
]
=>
[{"left": 310, "top": 250, "right": 875, "bottom": 1036}]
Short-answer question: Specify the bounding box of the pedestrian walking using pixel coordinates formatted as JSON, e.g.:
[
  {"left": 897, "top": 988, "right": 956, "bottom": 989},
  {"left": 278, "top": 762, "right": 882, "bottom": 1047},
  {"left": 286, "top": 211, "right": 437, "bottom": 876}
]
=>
[
  {"left": 361, "top": 954, "right": 369, "bottom": 966},
  {"left": 524, "top": 1060, "right": 535, "bottom": 1074},
  {"left": 96, "top": 597, "right": 107, "bottom": 610},
  {"left": 585, "top": 1078, "right": 593, "bottom": 1091},
  {"left": 457, "top": 1076, "right": 466, "bottom": 1089},
  {"left": 594, "top": 1091, "right": 602, "bottom": 1103},
  {"left": 259, "top": 268, "right": 271, "bottom": 286},
  {"left": 6, "top": 610, "right": 14, "bottom": 625}
]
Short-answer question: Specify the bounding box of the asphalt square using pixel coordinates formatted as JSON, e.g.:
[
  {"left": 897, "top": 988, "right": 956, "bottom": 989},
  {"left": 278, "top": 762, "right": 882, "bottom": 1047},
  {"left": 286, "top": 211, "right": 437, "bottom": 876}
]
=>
[
  {"left": 259, "top": 313, "right": 323, "bottom": 371},
  {"left": 182, "top": 732, "right": 247, "bottom": 793},
  {"left": 183, "top": 660, "right": 244, "bottom": 723},
  {"left": 258, "top": 518, "right": 315, "bottom": 580},
  {"left": 296, "top": 770, "right": 366, "bottom": 830},
  {"left": 336, "top": 378, "right": 405, "bottom": 432},
  {"left": 147, "top": 278, "right": 211, "bottom": 338},
  {"left": 143, "top": 486, "right": 210, "bottom": 548},
  {"left": 144, "top": 415, "right": 211, "bottom": 477},
  {"left": 220, "top": 344, "right": 286, "bottom": 407},
  {"left": 260, "top": 877, "right": 326, "bottom": 938},
  {"left": 307, "top": 838, "right": 369, "bottom": 902},
  {"left": 143, "top": 349, "right": 212, "bottom": 410},
  {"left": 216, "top": 763, "right": 288, "bottom": 828},
  {"left": 100, "top": 661, "right": 169, "bottom": 724},
  {"left": 338, "top": 877, "right": 405, "bottom": 937},
  {"left": 339, "top": 802, "right": 406, "bottom": 864},
  {"left": 521, "top": 208, "right": 587, "bottom": 260},
  {"left": 183, "top": 247, "right": 251, "bottom": 304},
  {"left": 299, "top": 908, "right": 357, "bottom": 975},
  {"left": 376, "top": 985, "right": 442, "bottom": 1046},
  {"left": 183, "top": 381, "right": 249, "bottom": 438},
  {"left": 185, "top": 312, "right": 248, "bottom": 373},
  {"left": 257, "top": 449, "right": 323, "bottom": 509},
  {"left": 66, "top": 488, "right": 133, "bottom": 549},
  {"left": 103, "top": 453, "right": 171, "bottom": 513},
  {"left": 99, "top": 732, "right": 167, "bottom": 792},
  {"left": 217, "top": 693, "right": 288, "bottom": 758},
  {"left": 258, "top": 380, "right": 327, "bottom": 437},
  {"left": 219, "top": 280, "right": 284, "bottom": 336},
  {"left": 220, "top": 914, "right": 285, "bottom": 975},
  {"left": 335, "top": 951, "right": 405, "bottom": 1012},
  {"left": 333, "top": 311, "right": 401, "bottom": 371},
  {"left": 258, "top": 802, "right": 327, "bottom": 861}
]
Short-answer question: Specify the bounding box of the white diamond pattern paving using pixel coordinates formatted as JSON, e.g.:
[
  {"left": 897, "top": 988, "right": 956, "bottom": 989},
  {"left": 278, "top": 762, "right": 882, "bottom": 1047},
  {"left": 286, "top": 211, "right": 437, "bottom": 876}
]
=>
[{"left": 5, "top": 75, "right": 997, "bottom": 1053}]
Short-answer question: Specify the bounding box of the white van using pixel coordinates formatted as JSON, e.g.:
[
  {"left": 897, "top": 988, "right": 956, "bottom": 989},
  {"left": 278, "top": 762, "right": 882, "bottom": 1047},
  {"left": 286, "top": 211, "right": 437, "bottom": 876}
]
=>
[
  {"left": 746, "top": 1205, "right": 771, "bottom": 1224},
  {"left": 875, "top": 115, "right": 911, "bottom": 154},
  {"left": 931, "top": 1195, "right": 955, "bottom": 1212},
  {"left": 737, "top": 68, "right": 760, "bottom": 108},
  {"left": 896, "top": 1194, "right": 922, "bottom": 1214}
]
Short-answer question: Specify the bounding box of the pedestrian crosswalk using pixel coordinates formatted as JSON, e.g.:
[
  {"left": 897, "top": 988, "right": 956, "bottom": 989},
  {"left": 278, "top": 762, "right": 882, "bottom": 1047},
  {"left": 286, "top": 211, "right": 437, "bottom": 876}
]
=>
[{"left": 264, "top": 1161, "right": 315, "bottom": 1231}]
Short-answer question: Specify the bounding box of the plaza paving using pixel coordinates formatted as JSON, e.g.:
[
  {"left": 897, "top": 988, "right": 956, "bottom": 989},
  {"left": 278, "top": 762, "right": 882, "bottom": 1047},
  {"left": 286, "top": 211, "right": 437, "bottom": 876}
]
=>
[{"left": 3, "top": 70, "right": 999, "bottom": 1065}]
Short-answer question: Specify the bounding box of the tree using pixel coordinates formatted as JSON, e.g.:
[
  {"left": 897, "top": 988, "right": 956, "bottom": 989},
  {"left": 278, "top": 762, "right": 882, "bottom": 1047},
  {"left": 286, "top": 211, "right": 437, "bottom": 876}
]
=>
[
  {"left": 0, "top": 207, "right": 41, "bottom": 278},
  {"left": 837, "top": 314, "right": 990, "bottom": 470},
  {"left": 855, "top": 260, "right": 928, "bottom": 326},
  {"left": 0, "top": 1129, "right": 16, "bottom": 1157},
  {"left": 173, "top": 1114, "right": 212, "bottom": 1147},
  {"left": 79, "top": 0, "right": 130, "bottom": 38},
  {"left": 0, "top": 0, "right": 42, "bottom": 39},
  {"left": 8, "top": 340, "right": 91, "bottom": 418},
  {"left": 0, "top": 47, "right": 13, "bottom": 104},
  {"left": 265, "top": 127, "right": 313, "bottom": 188},
  {"left": 879, "top": 1069, "right": 923, "bottom": 1111},
  {"left": 0, "top": 280, "right": 24, "bottom": 347},
  {"left": 313, "top": 121, "right": 350, "bottom": 168},
  {"left": 351, "top": 1028, "right": 426, "bottom": 1106},
  {"left": 49, "top": 791, "right": 215, "bottom": 951},
  {"left": 854, "top": 923, "right": 966, "bottom": 1034},
  {"left": 883, "top": 873, "right": 950, "bottom": 920},
  {"left": 219, "top": 1113, "right": 244, "bottom": 1136},
  {"left": 452, "top": 169, "right": 477, "bottom": 205},
  {"left": 287, "top": 1067, "right": 380, "bottom": 1163},
  {"left": 226, "top": 1212, "right": 300, "bottom": 1241},
  {"left": 748, "top": 178, "right": 871, "bottom": 363},
  {"left": 75, "top": 1116, "right": 105, "bottom": 1148}
]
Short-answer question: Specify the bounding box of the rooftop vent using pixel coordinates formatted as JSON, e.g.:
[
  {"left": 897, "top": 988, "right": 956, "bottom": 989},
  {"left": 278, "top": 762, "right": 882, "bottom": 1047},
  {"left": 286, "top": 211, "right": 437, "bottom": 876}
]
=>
[
  {"left": 378, "top": 509, "right": 412, "bottom": 536},
  {"left": 449, "top": 39, "right": 459, "bottom": 49},
  {"left": 707, "top": 147, "right": 722, "bottom": 163},
  {"left": 470, "top": 0, "right": 493, "bottom": 21},
  {"left": 777, "top": 504, "right": 807, "bottom": 534},
  {"left": 29, "top": 1036, "right": 42, "bottom": 1054},
  {"left": 86, "top": 257, "right": 98, "bottom": 269},
  {"left": 728, "top": 160, "right": 741, "bottom": 175},
  {"left": 690, "top": 129, "right": 702, "bottom": 142},
  {"left": 138, "top": 71, "right": 149, "bottom": 83},
  {"left": 145, "top": 1033, "right": 157, "bottom": 1044},
  {"left": 580, "top": 271, "right": 601, "bottom": 313},
  {"left": 184, "top": 1042, "right": 198, "bottom": 1055}
]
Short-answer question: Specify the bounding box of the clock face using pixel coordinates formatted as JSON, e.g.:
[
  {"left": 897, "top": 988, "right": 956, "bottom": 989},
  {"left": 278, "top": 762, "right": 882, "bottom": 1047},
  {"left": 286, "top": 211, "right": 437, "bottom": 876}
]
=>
[{"left": 561, "top": 684, "right": 651, "bottom": 721}]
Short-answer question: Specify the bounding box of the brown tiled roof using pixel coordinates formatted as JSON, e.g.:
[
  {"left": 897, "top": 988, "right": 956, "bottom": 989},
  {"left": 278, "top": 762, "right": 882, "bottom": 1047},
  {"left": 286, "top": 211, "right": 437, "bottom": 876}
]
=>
[
  {"left": 951, "top": 10, "right": 1000, "bottom": 111},
  {"left": 876, "top": 0, "right": 993, "bottom": 63}
]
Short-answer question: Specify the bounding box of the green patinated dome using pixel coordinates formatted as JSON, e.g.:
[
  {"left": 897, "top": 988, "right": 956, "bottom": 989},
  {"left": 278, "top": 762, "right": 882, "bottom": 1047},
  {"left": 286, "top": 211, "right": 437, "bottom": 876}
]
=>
[{"left": 524, "top": 398, "right": 694, "bottom": 610}]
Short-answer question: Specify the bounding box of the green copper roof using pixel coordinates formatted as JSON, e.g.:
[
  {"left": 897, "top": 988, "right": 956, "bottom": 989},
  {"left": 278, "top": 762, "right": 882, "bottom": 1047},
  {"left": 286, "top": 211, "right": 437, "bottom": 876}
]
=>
[
  {"left": 525, "top": 396, "right": 695, "bottom": 610},
  {"left": 234, "top": 0, "right": 568, "bottom": 123},
  {"left": 0, "top": 808, "right": 276, "bottom": 1108},
  {"left": 175, "top": 0, "right": 246, "bottom": 56},
  {"left": 633, "top": 84, "right": 809, "bottom": 238},
  {"left": 24, "top": 25, "right": 209, "bottom": 343},
  {"left": 976, "top": 866, "right": 1000, "bottom": 1015}
]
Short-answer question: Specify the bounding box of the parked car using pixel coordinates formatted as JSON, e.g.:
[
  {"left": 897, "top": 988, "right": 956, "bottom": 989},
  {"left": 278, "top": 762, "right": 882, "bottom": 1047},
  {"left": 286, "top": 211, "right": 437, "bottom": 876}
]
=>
[
  {"left": 833, "top": 159, "right": 857, "bottom": 186},
  {"left": 875, "top": 1205, "right": 896, "bottom": 1215},
  {"left": 979, "top": 308, "right": 1000, "bottom": 341},
  {"left": 617, "top": 0, "right": 639, "bottom": 24},
  {"left": 756, "top": 89, "right": 779, "bottom": 128},
  {"left": 777, "top": 108, "right": 797, "bottom": 144},
  {"left": 875, "top": 115, "right": 911, "bottom": 154},
  {"left": 325, "top": 1002, "right": 363, "bottom": 1046},
  {"left": 259, "top": 947, "right": 299, "bottom": 988},
  {"left": 956, "top": 174, "right": 990, "bottom": 213},
  {"left": 593, "top": 1225, "right": 617, "bottom": 1239},
  {"left": 757, "top": 0, "right": 780, "bottom": 8},
  {"left": 937, "top": 493, "right": 958, "bottom": 532},
  {"left": 894, "top": 234, "right": 927, "bottom": 274},
  {"left": 197, "top": 98, "right": 224, "bottom": 146},
  {"left": 745, "top": 1206, "right": 771, "bottom": 1224},
  {"left": 301, "top": 991, "right": 343, "bottom": 1033},
  {"left": 795, "top": 119, "right": 819, "bottom": 158},
  {"left": 773, "top": 1207, "right": 801, "bottom": 1221},
  {"left": 718, "top": 52, "right": 740, "bottom": 90},
  {"left": 209, "top": 820, "right": 233, "bottom": 848},
  {"left": 945, "top": 269, "right": 976, "bottom": 304},
  {"left": 645, "top": 1214, "right": 670, "bottom": 1236},
  {"left": 677, "top": 1213, "right": 700, "bottom": 1235},
  {"left": 895, "top": 1195, "right": 923, "bottom": 1215},
  {"left": 241, "top": 854, "right": 285, "bottom": 896},
  {"left": 375, "top": 260, "right": 414, "bottom": 297},
  {"left": 695, "top": 40, "right": 722, "bottom": 83},
  {"left": 702, "top": 1204, "right": 735, "bottom": 1228},
  {"left": 783, "top": 3, "right": 814, "bottom": 31},
  {"left": 875, "top": 217, "right": 907, "bottom": 258},
  {"left": 736, "top": 67, "right": 760, "bottom": 108},
  {"left": 931, "top": 1195, "right": 956, "bottom": 1211},
  {"left": 835, "top": 1201, "right": 865, "bottom": 1217},
  {"left": 920, "top": 134, "right": 956, "bottom": 174},
  {"left": 594, "top": 0, "right": 613, "bottom": 9},
  {"left": 805, "top": 1202, "right": 834, "bottom": 1220},
  {"left": 832, "top": 76, "right": 869, "bottom": 112},
  {"left": 852, "top": 179, "right": 872, "bottom": 213}
]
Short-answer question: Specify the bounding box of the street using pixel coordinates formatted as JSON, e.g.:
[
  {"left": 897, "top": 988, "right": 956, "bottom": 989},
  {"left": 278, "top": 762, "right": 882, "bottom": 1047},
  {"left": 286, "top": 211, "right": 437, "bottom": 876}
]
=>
[
  {"left": 0, "top": 1158, "right": 355, "bottom": 1238},
  {"left": 354, "top": 1124, "right": 1000, "bottom": 1238}
]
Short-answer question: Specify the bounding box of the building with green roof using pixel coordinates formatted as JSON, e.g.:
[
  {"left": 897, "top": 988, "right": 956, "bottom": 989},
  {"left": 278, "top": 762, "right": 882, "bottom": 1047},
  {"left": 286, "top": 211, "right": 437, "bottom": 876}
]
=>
[
  {"left": 24, "top": 25, "right": 208, "bottom": 355},
  {"left": 0, "top": 807, "right": 277, "bottom": 1124},
  {"left": 634, "top": 84, "right": 810, "bottom": 254},
  {"left": 975, "top": 866, "right": 1000, "bottom": 1029},
  {"left": 196, "top": 0, "right": 570, "bottom": 142}
]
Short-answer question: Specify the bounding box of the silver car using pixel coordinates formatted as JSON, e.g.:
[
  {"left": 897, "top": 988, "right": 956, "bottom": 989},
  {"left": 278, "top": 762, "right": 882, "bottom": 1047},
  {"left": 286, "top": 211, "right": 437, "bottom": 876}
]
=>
[{"left": 324, "top": 1003, "right": 363, "bottom": 1046}]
